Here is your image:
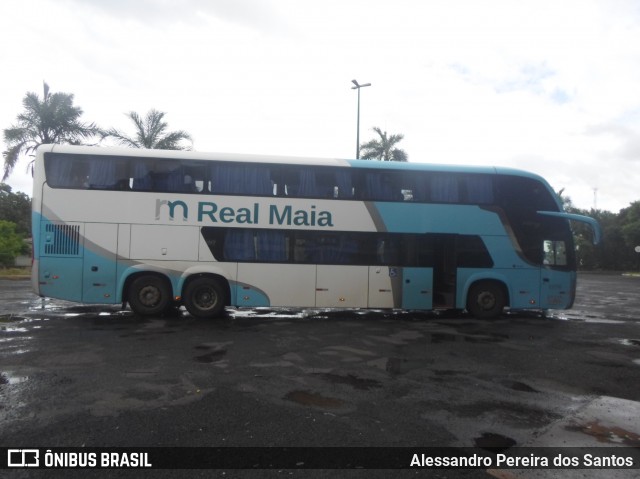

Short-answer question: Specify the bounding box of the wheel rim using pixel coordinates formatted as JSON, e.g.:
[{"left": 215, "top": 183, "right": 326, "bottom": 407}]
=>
[
  {"left": 194, "top": 286, "right": 217, "bottom": 311},
  {"left": 139, "top": 285, "right": 161, "bottom": 307},
  {"left": 477, "top": 291, "right": 496, "bottom": 311}
]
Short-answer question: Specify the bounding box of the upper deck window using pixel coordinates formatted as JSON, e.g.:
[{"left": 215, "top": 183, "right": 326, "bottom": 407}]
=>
[{"left": 44, "top": 152, "right": 497, "bottom": 206}]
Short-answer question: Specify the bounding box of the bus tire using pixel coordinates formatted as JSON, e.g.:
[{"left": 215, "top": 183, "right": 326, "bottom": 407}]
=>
[
  {"left": 183, "top": 277, "right": 226, "bottom": 319},
  {"left": 128, "top": 274, "right": 172, "bottom": 317},
  {"left": 467, "top": 281, "right": 506, "bottom": 319}
]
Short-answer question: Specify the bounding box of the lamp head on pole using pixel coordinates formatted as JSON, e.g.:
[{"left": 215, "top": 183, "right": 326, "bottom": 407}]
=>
[{"left": 351, "top": 79, "right": 371, "bottom": 89}]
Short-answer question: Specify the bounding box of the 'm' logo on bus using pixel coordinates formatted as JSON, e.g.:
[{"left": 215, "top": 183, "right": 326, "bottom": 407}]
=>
[{"left": 155, "top": 199, "right": 334, "bottom": 228}]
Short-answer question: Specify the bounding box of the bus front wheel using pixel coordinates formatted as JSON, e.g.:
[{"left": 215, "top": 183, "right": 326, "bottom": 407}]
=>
[
  {"left": 128, "top": 275, "right": 172, "bottom": 316},
  {"left": 183, "top": 277, "right": 226, "bottom": 319},
  {"left": 467, "top": 281, "right": 506, "bottom": 319}
]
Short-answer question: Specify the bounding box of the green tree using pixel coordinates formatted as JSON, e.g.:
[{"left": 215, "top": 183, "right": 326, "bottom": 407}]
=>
[
  {"left": 0, "top": 220, "right": 26, "bottom": 267},
  {"left": 2, "top": 82, "right": 99, "bottom": 180},
  {"left": 620, "top": 202, "right": 640, "bottom": 248},
  {"left": 0, "top": 184, "right": 31, "bottom": 236},
  {"left": 102, "top": 109, "right": 193, "bottom": 150},
  {"left": 360, "top": 127, "right": 408, "bottom": 162}
]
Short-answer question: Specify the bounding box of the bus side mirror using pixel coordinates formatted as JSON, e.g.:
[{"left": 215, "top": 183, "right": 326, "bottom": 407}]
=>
[{"left": 537, "top": 211, "right": 602, "bottom": 246}]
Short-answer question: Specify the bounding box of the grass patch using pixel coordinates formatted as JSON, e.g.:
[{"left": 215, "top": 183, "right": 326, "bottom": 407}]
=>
[{"left": 0, "top": 267, "right": 31, "bottom": 277}]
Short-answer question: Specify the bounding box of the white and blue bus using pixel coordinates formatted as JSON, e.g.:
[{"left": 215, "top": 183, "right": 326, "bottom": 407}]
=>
[{"left": 32, "top": 144, "right": 600, "bottom": 319}]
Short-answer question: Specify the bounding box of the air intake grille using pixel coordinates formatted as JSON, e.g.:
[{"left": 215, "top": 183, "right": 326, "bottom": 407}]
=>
[{"left": 44, "top": 223, "right": 81, "bottom": 256}]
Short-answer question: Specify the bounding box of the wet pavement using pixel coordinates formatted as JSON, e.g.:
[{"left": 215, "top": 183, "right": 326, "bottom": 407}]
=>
[{"left": 0, "top": 273, "right": 639, "bottom": 478}]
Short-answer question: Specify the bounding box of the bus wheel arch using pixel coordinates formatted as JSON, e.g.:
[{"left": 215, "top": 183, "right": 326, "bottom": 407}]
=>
[
  {"left": 466, "top": 280, "right": 509, "bottom": 319},
  {"left": 125, "top": 272, "right": 173, "bottom": 317},
  {"left": 182, "top": 274, "right": 229, "bottom": 319}
]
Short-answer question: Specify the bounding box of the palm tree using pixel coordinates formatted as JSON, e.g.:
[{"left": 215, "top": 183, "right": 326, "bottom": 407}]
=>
[
  {"left": 557, "top": 188, "right": 575, "bottom": 211},
  {"left": 2, "top": 82, "right": 99, "bottom": 180},
  {"left": 102, "top": 109, "right": 192, "bottom": 150},
  {"left": 359, "top": 127, "right": 408, "bottom": 162}
]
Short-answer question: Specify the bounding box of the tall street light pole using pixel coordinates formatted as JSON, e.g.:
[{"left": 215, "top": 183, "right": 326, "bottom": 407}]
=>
[{"left": 352, "top": 79, "right": 371, "bottom": 159}]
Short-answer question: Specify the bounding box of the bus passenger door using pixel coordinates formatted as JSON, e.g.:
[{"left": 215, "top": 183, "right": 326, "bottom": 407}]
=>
[
  {"left": 82, "top": 223, "right": 118, "bottom": 304},
  {"left": 402, "top": 267, "right": 433, "bottom": 310},
  {"left": 539, "top": 239, "right": 573, "bottom": 309}
]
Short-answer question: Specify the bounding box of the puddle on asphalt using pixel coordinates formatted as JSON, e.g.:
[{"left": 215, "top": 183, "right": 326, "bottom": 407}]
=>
[
  {"left": 1, "top": 326, "right": 28, "bottom": 333},
  {"left": 193, "top": 344, "right": 227, "bottom": 363},
  {"left": 284, "top": 390, "right": 344, "bottom": 408},
  {"left": 474, "top": 432, "right": 517, "bottom": 451},
  {"left": 194, "top": 350, "right": 226, "bottom": 363},
  {"left": 551, "top": 310, "right": 631, "bottom": 324},
  {"left": 231, "top": 308, "right": 308, "bottom": 320},
  {"left": 0, "top": 372, "right": 29, "bottom": 385}
]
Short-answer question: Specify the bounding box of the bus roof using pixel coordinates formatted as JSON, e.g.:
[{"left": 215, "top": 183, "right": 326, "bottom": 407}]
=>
[{"left": 38, "top": 144, "right": 547, "bottom": 182}]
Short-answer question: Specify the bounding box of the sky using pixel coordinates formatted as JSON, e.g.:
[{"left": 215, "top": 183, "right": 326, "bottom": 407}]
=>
[{"left": 1, "top": 0, "right": 639, "bottom": 212}]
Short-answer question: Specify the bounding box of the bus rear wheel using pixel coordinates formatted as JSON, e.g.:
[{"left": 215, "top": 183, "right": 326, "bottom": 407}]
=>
[
  {"left": 128, "top": 274, "right": 172, "bottom": 316},
  {"left": 183, "top": 277, "right": 226, "bottom": 319},
  {"left": 467, "top": 281, "right": 506, "bottom": 319}
]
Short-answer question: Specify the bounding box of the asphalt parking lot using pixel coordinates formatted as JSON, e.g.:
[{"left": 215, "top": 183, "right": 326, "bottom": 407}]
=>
[{"left": 1, "top": 273, "right": 639, "bottom": 477}]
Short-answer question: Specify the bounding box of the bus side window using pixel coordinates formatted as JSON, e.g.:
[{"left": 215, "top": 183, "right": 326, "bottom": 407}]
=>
[
  {"left": 543, "top": 240, "right": 567, "bottom": 266},
  {"left": 211, "top": 164, "right": 272, "bottom": 195},
  {"left": 155, "top": 164, "right": 186, "bottom": 192},
  {"left": 256, "top": 230, "right": 288, "bottom": 262},
  {"left": 201, "top": 227, "right": 226, "bottom": 260},
  {"left": 408, "top": 173, "right": 429, "bottom": 202},
  {"left": 298, "top": 169, "right": 319, "bottom": 197},
  {"left": 376, "top": 236, "right": 400, "bottom": 264},
  {"left": 335, "top": 170, "right": 354, "bottom": 199},
  {"left": 293, "top": 236, "right": 311, "bottom": 262},
  {"left": 224, "top": 230, "right": 256, "bottom": 261},
  {"left": 465, "top": 175, "right": 494, "bottom": 204},
  {"left": 431, "top": 174, "right": 459, "bottom": 203},
  {"left": 88, "top": 157, "right": 133, "bottom": 190},
  {"left": 315, "top": 170, "right": 336, "bottom": 198},
  {"left": 131, "top": 161, "right": 153, "bottom": 191}
]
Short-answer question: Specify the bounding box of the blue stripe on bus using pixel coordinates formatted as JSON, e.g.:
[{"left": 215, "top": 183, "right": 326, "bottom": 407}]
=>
[{"left": 373, "top": 202, "right": 504, "bottom": 235}]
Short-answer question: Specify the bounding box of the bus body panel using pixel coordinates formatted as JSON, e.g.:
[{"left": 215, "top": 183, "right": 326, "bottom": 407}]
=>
[
  {"left": 540, "top": 268, "right": 575, "bottom": 309},
  {"left": 236, "top": 263, "right": 316, "bottom": 307},
  {"left": 82, "top": 223, "right": 118, "bottom": 303},
  {"left": 38, "top": 256, "right": 84, "bottom": 302},
  {"left": 316, "top": 265, "right": 369, "bottom": 308},
  {"left": 374, "top": 202, "right": 505, "bottom": 235},
  {"left": 130, "top": 225, "right": 200, "bottom": 261},
  {"left": 30, "top": 144, "right": 601, "bottom": 317},
  {"left": 368, "top": 266, "right": 404, "bottom": 308}
]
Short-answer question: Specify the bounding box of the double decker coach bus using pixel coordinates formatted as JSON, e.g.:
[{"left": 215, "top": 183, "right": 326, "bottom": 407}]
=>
[{"left": 32, "top": 144, "right": 600, "bottom": 319}]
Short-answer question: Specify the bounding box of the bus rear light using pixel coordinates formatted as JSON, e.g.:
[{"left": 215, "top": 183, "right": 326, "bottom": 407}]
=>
[{"left": 529, "top": 299, "right": 536, "bottom": 305}]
